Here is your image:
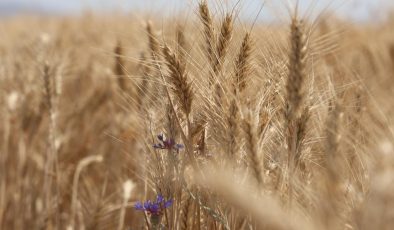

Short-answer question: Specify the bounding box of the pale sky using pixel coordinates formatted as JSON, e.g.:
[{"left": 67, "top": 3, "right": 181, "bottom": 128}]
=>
[{"left": 0, "top": 0, "right": 393, "bottom": 22}]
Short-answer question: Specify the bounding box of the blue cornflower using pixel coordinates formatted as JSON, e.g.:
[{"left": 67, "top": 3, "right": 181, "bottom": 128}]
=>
[
  {"left": 134, "top": 194, "right": 173, "bottom": 216},
  {"left": 153, "top": 134, "right": 184, "bottom": 150}
]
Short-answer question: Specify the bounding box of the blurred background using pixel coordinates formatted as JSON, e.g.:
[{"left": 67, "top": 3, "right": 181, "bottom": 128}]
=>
[{"left": 0, "top": 0, "right": 393, "bottom": 22}]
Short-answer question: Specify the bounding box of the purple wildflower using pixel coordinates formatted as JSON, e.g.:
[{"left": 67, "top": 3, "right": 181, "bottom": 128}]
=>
[
  {"left": 134, "top": 195, "right": 173, "bottom": 216},
  {"left": 153, "top": 134, "right": 184, "bottom": 150}
]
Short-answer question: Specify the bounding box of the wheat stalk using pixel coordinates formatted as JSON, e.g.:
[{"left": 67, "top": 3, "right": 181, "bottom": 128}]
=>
[
  {"left": 284, "top": 16, "right": 309, "bottom": 208},
  {"left": 180, "top": 194, "right": 192, "bottom": 230},
  {"left": 69, "top": 155, "right": 103, "bottom": 230},
  {"left": 42, "top": 63, "right": 59, "bottom": 225}
]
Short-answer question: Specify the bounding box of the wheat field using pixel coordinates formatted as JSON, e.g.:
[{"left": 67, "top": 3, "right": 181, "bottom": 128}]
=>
[{"left": 1, "top": 1, "right": 394, "bottom": 229}]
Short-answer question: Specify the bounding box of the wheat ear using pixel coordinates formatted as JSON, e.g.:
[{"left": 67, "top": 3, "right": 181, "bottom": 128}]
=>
[
  {"left": 146, "top": 21, "right": 160, "bottom": 59},
  {"left": 163, "top": 46, "right": 193, "bottom": 117},
  {"left": 198, "top": 1, "right": 215, "bottom": 66},
  {"left": 285, "top": 17, "right": 308, "bottom": 171},
  {"left": 213, "top": 13, "right": 233, "bottom": 75},
  {"left": 114, "top": 40, "right": 127, "bottom": 91},
  {"left": 234, "top": 33, "right": 252, "bottom": 94},
  {"left": 242, "top": 118, "right": 263, "bottom": 186}
]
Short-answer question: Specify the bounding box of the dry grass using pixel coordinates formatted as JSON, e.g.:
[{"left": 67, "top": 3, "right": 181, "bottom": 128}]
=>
[{"left": 1, "top": 2, "right": 394, "bottom": 230}]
